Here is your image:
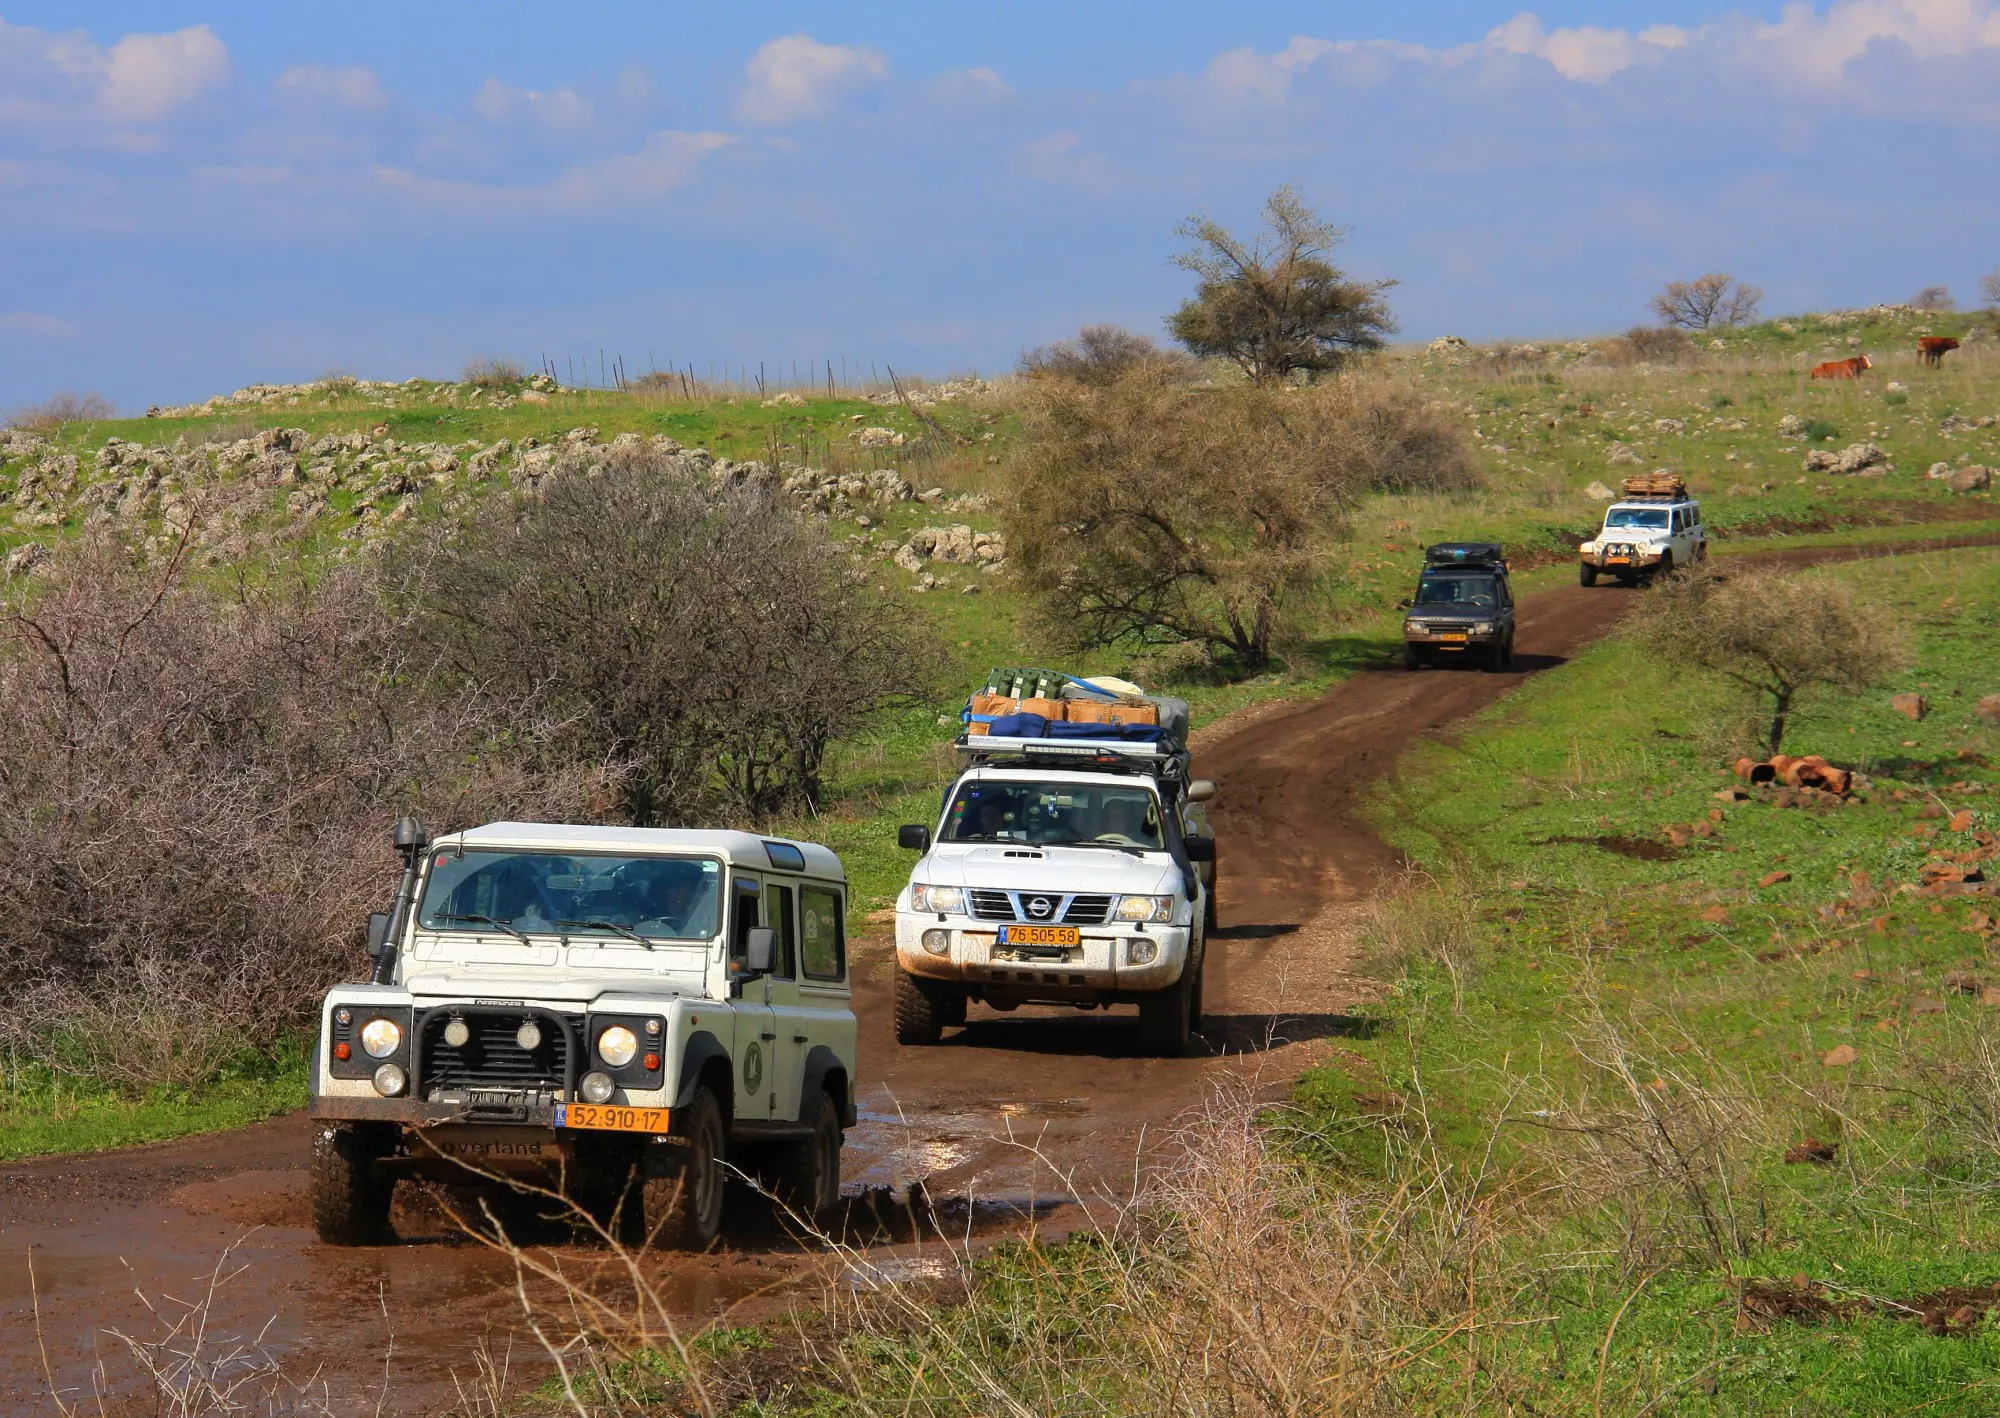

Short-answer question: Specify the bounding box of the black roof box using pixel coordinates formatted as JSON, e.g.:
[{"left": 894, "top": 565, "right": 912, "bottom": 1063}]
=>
[{"left": 1424, "top": 542, "right": 1505, "bottom": 568}]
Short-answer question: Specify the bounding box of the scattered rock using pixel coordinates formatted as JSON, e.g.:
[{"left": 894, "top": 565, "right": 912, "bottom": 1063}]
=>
[
  {"left": 852, "top": 426, "right": 906, "bottom": 448},
  {"left": 1584, "top": 480, "right": 1616, "bottom": 500},
  {"left": 1891, "top": 692, "right": 1928, "bottom": 721},
  {"left": 1655, "top": 417, "right": 1687, "bottom": 435},
  {"left": 1822, "top": 1043, "right": 1858, "bottom": 1067},
  {"left": 1945, "top": 466, "right": 1992, "bottom": 494},
  {"left": 4, "top": 542, "right": 48, "bottom": 578},
  {"left": 1777, "top": 414, "right": 1807, "bottom": 439},
  {"left": 1606, "top": 445, "right": 1643, "bottom": 467}
]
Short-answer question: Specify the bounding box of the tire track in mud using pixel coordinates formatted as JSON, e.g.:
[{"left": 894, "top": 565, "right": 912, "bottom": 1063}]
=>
[{"left": 5, "top": 532, "right": 1995, "bottom": 1413}]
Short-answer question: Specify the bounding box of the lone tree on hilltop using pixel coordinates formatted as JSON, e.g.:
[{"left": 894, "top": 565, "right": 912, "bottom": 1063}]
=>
[
  {"left": 1981, "top": 267, "right": 2000, "bottom": 311},
  {"left": 1640, "top": 567, "right": 1908, "bottom": 755},
  {"left": 1910, "top": 285, "right": 1956, "bottom": 313},
  {"left": 1648, "top": 273, "right": 1763, "bottom": 331},
  {"left": 1166, "top": 186, "right": 1397, "bottom": 385},
  {"left": 1017, "top": 324, "right": 1187, "bottom": 387}
]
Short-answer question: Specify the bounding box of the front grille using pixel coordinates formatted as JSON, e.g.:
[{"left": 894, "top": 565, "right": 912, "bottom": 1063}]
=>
[
  {"left": 967, "top": 889, "right": 1114, "bottom": 925},
  {"left": 419, "top": 1011, "right": 575, "bottom": 1094}
]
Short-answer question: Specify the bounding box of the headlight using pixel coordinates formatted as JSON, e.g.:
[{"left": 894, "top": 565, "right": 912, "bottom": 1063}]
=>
[
  {"left": 1472, "top": 622, "right": 1494, "bottom": 635},
  {"left": 911, "top": 883, "right": 965, "bottom": 914},
  {"left": 1581, "top": 541, "right": 1596, "bottom": 554},
  {"left": 360, "top": 1017, "right": 401, "bottom": 1059},
  {"left": 1114, "top": 894, "right": 1173, "bottom": 922},
  {"left": 579, "top": 1071, "right": 615, "bottom": 1104},
  {"left": 920, "top": 928, "right": 951, "bottom": 955},
  {"left": 597, "top": 1025, "right": 638, "bottom": 1067},
  {"left": 371, "top": 1062, "right": 406, "bottom": 1096},
  {"left": 1127, "top": 937, "right": 1159, "bottom": 966}
]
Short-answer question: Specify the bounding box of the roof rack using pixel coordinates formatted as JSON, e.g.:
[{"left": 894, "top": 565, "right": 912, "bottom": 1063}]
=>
[
  {"left": 1424, "top": 542, "right": 1506, "bottom": 570},
  {"left": 955, "top": 734, "right": 1188, "bottom": 777},
  {"left": 1619, "top": 472, "right": 1689, "bottom": 502}
]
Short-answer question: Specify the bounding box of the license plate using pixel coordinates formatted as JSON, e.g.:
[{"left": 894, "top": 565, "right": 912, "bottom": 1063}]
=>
[
  {"left": 997, "top": 925, "right": 1080, "bottom": 947},
  {"left": 1435, "top": 632, "right": 1468, "bottom": 643},
  {"left": 555, "top": 1103, "right": 673, "bottom": 1134},
  {"left": 1605, "top": 556, "right": 1631, "bottom": 565}
]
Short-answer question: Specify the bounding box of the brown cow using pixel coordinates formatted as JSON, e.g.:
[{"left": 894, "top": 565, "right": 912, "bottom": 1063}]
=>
[
  {"left": 1918, "top": 336, "right": 1960, "bottom": 367},
  {"left": 1811, "top": 354, "right": 1872, "bottom": 379}
]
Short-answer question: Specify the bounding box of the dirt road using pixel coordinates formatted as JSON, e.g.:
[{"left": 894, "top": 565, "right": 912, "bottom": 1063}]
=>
[{"left": 5, "top": 534, "right": 1992, "bottom": 1414}]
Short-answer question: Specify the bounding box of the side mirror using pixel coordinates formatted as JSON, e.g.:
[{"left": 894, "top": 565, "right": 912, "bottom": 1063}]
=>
[
  {"left": 1186, "top": 779, "right": 1216, "bottom": 803},
  {"left": 1396, "top": 599, "right": 1411, "bottom": 610},
  {"left": 745, "top": 927, "right": 776, "bottom": 974},
  {"left": 365, "top": 911, "right": 393, "bottom": 957},
  {"left": 1184, "top": 837, "right": 1217, "bottom": 863},
  {"left": 898, "top": 824, "right": 932, "bottom": 852}
]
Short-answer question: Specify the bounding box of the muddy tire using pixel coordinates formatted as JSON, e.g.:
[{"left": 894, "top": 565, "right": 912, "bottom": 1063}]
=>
[
  {"left": 1579, "top": 562, "right": 1598, "bottom": 587},
  {"left": 1648, "top": 551, "right": 1673, "bottom": 585},
  {"left": 939, "top": 991, "right": 967, "bottom": 1028},
  {"left": 895, "top": 967, "right": 945, "bottom": 1045},
  {"left": 1203, "top": 878, "right": 1219, "bottom": 935},
  {"left": 1484, "top": 637, "right": 1507, "bottom": 673},
  {"left": 642, "top": 1084, "right": 726, "bottom": 1250},
  {"left": 1403, "top": 645, "right": 1422, "bottom": 671},
  {"left": 772, "top": 1088, "right": 843, "bottom": 1228},
  {"left": 311, "top": 1122, "right": 396, "bottom": 1245},
  {"left": 1138, "top": 965, "right": 1195, "bottom": 1057}
]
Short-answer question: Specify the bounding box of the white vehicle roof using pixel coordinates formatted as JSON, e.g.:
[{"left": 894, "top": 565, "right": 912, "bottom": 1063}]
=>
[
  {"left": 438, "top": 821, "right": 844, "bottom": 880},
  {"left": 958, "top": 765, "right": 1164, "bottom": 791},
  {"left": 1606, "top": 498, "right": 1699, "bottom": 513}
]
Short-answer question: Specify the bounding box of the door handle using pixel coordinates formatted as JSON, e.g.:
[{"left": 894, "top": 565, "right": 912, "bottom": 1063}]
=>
[
  {"left": 760, "top": 1032, "right": 776, "bottom": 1041},
  {"left": 792, "top": 1034, "right": 809, "bottom": 1044}
]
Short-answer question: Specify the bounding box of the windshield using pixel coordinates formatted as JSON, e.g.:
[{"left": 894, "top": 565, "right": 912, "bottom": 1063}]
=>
[
  {"left": 1604, "top": 507, "right": 1670, "bottom": 530},
  {"left": 942, "top": 780, "right": 1165, "bottom": 850},
  {"left": 416, "top": 850, "right": 722, "bottom": 939},
  {"left": 1413, "top": 575, "right": 1498, "bottom": 608}
]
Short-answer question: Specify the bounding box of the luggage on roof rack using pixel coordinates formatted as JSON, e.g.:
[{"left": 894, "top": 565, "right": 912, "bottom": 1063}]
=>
[
  {"left": 1424, "top": 542, "right": 1506, "bottom": 569},
  {"left": 1620, "top": 472, "right": 1688, "bottom": 501}
]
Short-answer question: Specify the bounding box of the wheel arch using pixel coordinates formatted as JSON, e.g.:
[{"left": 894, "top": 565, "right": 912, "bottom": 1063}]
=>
[
  {"left": 675, "top": 1029, "right": 734, "bottom": 1124},
  {"left": 800, "top": 1044, "right": 856, "bottom": 1128}
]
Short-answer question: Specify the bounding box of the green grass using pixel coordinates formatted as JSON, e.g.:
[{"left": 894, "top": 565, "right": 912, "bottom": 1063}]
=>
[
  {"left": 1303, "top": 543, "right": 2000, "bottom": 1412},
  {"left": 0, "top": 1048, "right": 307, "bottom": 1160}
]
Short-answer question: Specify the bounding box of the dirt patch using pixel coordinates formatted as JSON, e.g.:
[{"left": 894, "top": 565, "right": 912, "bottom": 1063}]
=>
[
  {"left": 1738, "top": 1276, "right": 2000, "bottom": 1338},
  {"left": 1537, "top": 833, "right": 1681, "bottom": 861}
]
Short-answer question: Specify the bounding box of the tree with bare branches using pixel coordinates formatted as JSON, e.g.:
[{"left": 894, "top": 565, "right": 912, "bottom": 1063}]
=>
[
  {"left": 1910, "top": 285, "right": 1956, "bottom": 313},
  {"left": 1648, "top": 274, "right": 1763, "bottom": 331},
  {"left": 1166, "top": 186, "right": 1398, "bottom": 385},
  {"left": 1640, "top": 567, "right": 1909, "bottom": 754},
  {"left": 1981, "top": 267, "right": 2000, "bottom": 311}
]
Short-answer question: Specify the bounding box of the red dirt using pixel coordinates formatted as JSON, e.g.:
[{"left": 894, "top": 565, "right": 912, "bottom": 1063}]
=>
[{"left": 3, "top": 533, "right": 1995, "bottom": 1413}]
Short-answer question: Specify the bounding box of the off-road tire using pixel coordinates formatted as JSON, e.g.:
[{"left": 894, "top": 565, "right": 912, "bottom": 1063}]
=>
[
  {"left": 895, "top": 967, "right": 945, "bottom": 1045},
  {"left": 1579, "top": 562, "right": 1598, "bottom": 587},
  {"left": 772, "top": 1088, "right": 844, "bottom": 1229},
  {"left": 311, "top": 1122, "right": 396, "bottom": 1245},
  {"left": 642, "top": 1084, "right": 726, "bottom": 1250},
  {"left": 1484, "top": 637, "right": 1507, "bottom": 673},
  {"left": 1138, "top": 965, "right": 1196, "bottom": 1057},
  {"left": 1203, "top": 878, "right": 1219, "bottom": 935},
  {"left": 939, "top": 991, "right": 967, "bottom": 1028},
  {"left": 1403, "top": 645, "right": 1422, "bottom": 671},
  {"left": 1648, "top": 550, "right": 1673, "bottom": 585}
]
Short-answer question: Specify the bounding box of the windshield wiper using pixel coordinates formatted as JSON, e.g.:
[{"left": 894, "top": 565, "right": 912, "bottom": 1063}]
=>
[
  {"left": 1051, "top": 840, "right": 1151, "bottom": 859},
  {"left": 558, "top": 918, "right": 652, "bottom": 950},
  {"left": 432, "top": 912, "right": 532, "bottom": 944}
]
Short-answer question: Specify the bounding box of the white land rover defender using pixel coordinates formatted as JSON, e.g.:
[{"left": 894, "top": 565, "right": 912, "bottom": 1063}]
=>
[
  {"left": 892, "top": 682, "right": 1216, "bottom": 1056},
  {"left": 309, "top": 820, "right": 857, "bottom": 1249},
  {"left": 1578, "top": 473, "right": 1706, "bottom": 586}
]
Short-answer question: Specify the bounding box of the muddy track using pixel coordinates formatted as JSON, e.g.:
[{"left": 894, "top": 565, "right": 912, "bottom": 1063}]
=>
[{"left": 4, "top": 532, "right": 1995, "bottom": 1413}]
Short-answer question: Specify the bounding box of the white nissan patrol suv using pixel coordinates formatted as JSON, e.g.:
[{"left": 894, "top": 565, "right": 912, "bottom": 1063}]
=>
[
  {"left": 893, "top": 746, "right": 1215, "bottom": 1056},
  {"left": 309, "top": 819, "right": 857, "bottom": 1249}
]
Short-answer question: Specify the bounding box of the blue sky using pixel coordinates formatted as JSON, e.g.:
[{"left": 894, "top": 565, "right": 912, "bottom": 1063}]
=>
[{"left": 3, "top": 2, "right": 1996, "bottom": 410}]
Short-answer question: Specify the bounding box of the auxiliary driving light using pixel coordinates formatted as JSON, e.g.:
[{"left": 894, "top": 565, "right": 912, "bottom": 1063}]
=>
[
  {"left": 443, "top": 1016, "right": 470, "bottom": 1048},
  {"left": 515, "top": 1020, "right": 543, "bottom": 1052},
  {"left": 1127, "top": 937, "right": 1159, "bottom": 966},
  {"left": 921, "top": 928, "right": 951, "bottom": 956},
  {"left": 372, "top": 1062, "right": 407, "bottom": 1097},
  {"left": 580, "top": 1071, "right": 616, "bottom": 1104},
  {"left": 360, "top": 1017, "right": 401, "bottom": 1059}
]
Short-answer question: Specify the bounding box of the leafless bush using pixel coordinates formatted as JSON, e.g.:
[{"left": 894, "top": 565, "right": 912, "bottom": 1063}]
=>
[
  {"left": 389, "top": 451, "right": 934, "bottom": 825},
  {"left": 1017, "top": 324, "right": 1187, "bottom": 387},
  {"left": 1335, "top": 377, "right": 1482, "bottom": 494},
  {"left": 1623, "top": 325, "right": 1697, "bottom": 364},
  {"left": 462, "top": 356, "right": 525, "bottom": 388},
  {"left": 1910, "top": 285, "right": 1956, "bottom": 313},
  {"left": 7, "top": 390, "right": 114, "bottom": 430},
  {"left": 1982, "top": 268, "right": 2000, "bottom": 312},
  {"left": 1640, "top": 566, "right": 1910, "bottom": 754},
  {"left": 0, "top": 534, "right": 611, "bottom": 1089},
  {"left": 1647, "top": 273, "right": 1762, "bottom": 330}
]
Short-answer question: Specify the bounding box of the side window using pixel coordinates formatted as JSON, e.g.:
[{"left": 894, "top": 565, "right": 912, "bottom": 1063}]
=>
[
  {"left": 800, "top": 887, "right": 846, "bottom": 982},
  {"left": 729, "top": 878, "right": 761, "bottom": 971},
  {"left": 762, "top": 882, "right": 796, "bottom": 978}
]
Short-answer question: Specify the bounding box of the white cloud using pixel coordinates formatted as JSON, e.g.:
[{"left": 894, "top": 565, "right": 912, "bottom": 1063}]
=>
[
  {"left": 0, "top": 311, "right": 79, "bottom": 338},
  {"left": 472, "top": 77, "right": 596, "bottom": 133},
  {"left": 277, "top": 65, "right": 388, "bottom": 111},
  {"left": 375, "top": 129, "right": 736, "bottom": 211},
  {"left": 735, "top": 34, "right": 888, "bottom": 126},
  {"left": 1484, "top": 15, "right": 1692, "bottom": 82},
  {"left": 1752, "top": 0, "right": 2000, "bottom": 79},
  {"left": 100, "top": 25, "right": 230, "bottom": 121}
]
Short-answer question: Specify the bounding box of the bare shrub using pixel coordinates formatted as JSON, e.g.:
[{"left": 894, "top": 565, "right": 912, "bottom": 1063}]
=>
[
  {"left": 1624, "top": 325, "right": 1696, "bottom": 364},
  {"left": 1337, "top": 377, "right": 1482, "bottom": 494},
  {"left": 389, "top": 452, "right": 934, "bottom": 825},
  {"left": 462, "top": 355, "right": 525, "bottom": 388},
  {"left": 1017, "top": 323, "right": 1186, "bottom": 387},
  {"left": 1910, "top": 285, "right": 1956, "bottom": 313},
  {"left": 7, "top": 390, "right": 114, "bottom": 430},
  {"left": 0, "top": 535, "right": 609, "bottom": 1090},
  {"left": 1983, "top": 268, "right": 2000, "bottom": 312},
  {"left": 1640, "top": 566, "right": 1910, "bottom": 754},
  {"left": 1168, "top": 185, "right": 1398, "bottom": 385},
  {"left": 1648, "top": 273, "right": 1762, "bottom": 330}
]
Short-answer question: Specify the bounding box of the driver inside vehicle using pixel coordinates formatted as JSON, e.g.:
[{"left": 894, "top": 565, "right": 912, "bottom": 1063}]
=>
[
  {"left": 627, "top": 863, "right": 718, "bottom": 938},
  {"left": 1094, "top": 795, "right": 1158, "bottom": 847}
]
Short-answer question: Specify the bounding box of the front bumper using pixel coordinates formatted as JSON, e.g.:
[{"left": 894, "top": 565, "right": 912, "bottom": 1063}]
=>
[
  {"left": 1403, "top": 621, "right": 1500, "bottom": 647},
  {"left": 895, "top": 914, "right": 1190, "bottom": 992},
  {"left": 1581, "top": 544, "right": 1665, "bottom": 570}
]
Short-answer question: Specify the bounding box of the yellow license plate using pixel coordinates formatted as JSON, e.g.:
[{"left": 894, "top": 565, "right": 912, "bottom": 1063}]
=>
[
  {"left": 998, "top": 925, "right": 1080, "bottom": 947},
  {"left": 1605, "top": 556, "right": 1631, "bottom": 565},
  {"left": 1435, "top": 632, "right": 1468, "bottom": 642},
  {"left": 556, "top": 1103, "right": 673, "bottom": 1134}
]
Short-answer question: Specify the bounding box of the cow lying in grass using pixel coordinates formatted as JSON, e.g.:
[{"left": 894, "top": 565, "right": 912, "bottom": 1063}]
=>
[{"left": 1811, "top": 354, "right": 1872, "bottom": 379}]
